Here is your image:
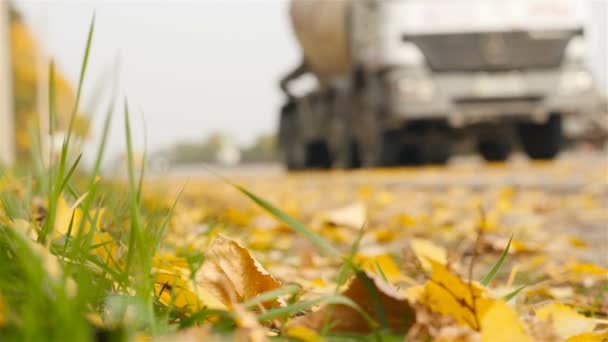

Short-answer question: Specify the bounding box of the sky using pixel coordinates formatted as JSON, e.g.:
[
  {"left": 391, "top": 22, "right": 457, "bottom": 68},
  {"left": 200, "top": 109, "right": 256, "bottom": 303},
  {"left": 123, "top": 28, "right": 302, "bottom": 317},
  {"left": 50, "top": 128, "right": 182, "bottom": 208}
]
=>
[{"left": 15, "top": 0, "right": 299, "bottom": 161}]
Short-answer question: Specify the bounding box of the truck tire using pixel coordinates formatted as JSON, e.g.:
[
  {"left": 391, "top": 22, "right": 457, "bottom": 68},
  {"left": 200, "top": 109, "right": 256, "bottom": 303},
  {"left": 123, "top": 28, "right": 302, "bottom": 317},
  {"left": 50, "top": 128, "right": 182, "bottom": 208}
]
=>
[
  {"left": 478, "top": 139, "right": 512, "bottom": 162},
  {"left": 518, "top": 115, "right": 562, "bottom": 160},
  {"left": 379, "top": 131, "right": 402, "bottom": 167},
  {"left": 305, "top": 141, "right": 332, "bottom": 169},
  {"left": 399, "top": 144, "right": 425, "bottom": 166},
  {"left": 422, "top": 141, "right": 452, "bottom": 165},
  {"left": 279, "top": 102, "right": 306, "bottom": 171}
]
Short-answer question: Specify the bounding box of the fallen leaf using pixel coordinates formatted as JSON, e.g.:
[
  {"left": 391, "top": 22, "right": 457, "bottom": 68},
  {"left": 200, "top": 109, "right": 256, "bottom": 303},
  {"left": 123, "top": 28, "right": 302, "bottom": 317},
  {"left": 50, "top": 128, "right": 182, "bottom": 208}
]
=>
[
  {"left": 355, "top": 253, "right": 402, "bottom": 283},
  {"left": 566, "top": 330, "right": 608, "bottom": 342},
  {"left": 568, "top": 236, "right": 588, "bottom": 249},
  {"left": 536, "top": 302, "right": 599, "bottom": 339},
  {"left": 290, "top": 270, "right": 415, "bottom": 334},
  {"left": 232, "top": 304, "right": 270, "bottom": 342},
  {"left": 547, "top": 286, "right": 574, "bottom": 300},
  {"left": 420, "top": 260, "right": 487, "bottom": 330},
  {"left": 479, "top": 300, "right": 533, "bottom": 342},
  {"left": 153, "top": 273, "right": 202, "bottom": 313},
  {"left": 283, "top": 325, "right": 326, "bottom": 342},
  {"left": 196, "top": 234, "right": 282, "bottom": 308},
  {"left": 53, "top": 195, "right": 83, "bottom": 238},
  {"left": 566, "top": 262, "right": 608, "bottom": 277},
  {"left": 410, "top": 238, "right": 448, "bottom": 273},
  {"left": 91, "top": 231, "right": 120, "bottom": 267},
  {"left": 320, "top": 202, "right": 366, "bottom": 229}
]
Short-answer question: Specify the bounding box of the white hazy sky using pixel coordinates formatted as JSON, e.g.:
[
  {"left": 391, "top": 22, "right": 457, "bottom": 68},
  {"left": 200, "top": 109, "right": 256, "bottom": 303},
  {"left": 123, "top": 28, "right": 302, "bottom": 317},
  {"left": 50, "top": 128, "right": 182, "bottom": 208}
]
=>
[{"left": 15, "top": 0, "right": 299, "bottom": 160}]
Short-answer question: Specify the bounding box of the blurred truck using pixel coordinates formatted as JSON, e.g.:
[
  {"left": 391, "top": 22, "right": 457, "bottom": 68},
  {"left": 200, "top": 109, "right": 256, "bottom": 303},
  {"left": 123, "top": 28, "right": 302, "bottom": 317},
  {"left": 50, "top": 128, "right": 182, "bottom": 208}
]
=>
[{"left": 278, "top": 0, "right": 603, "bottom": 169}]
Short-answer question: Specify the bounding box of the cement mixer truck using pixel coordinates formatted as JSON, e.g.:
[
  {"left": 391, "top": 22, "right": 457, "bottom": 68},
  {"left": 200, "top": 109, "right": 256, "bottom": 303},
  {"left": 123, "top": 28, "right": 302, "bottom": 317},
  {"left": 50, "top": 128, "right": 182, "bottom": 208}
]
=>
[{"left": 278, "top": 0, "right": 602, "bottom": 169}]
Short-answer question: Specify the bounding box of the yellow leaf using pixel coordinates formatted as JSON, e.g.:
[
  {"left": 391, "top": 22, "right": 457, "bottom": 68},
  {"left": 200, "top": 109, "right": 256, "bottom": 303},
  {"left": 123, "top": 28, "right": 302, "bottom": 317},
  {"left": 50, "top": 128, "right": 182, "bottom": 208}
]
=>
[
  {"left": 410, "top": 238, "right": 447, "bottom": 272},
  {"left": 248, "top": 227, "right": 276, "bottom": 250},
  {"left": 480, "top": 300, "right": 533, "bottom": 342},
  {"left": 154, "top": 273, "right": 202, "bottom": 313},
  {"left": 355, "top": 254, "right": 402, "bottom": 283},
  {"left": 401, "top": 285, "right": 424, "bottom": 303},
  {"left": 153, "top": 254, "right": 190, "bottom": 273},
  {"left": 568, "top": 236, "right": 588, "bottom": 249},
  {"left": 566, "top": 330, "right": 608, "bottom": 342},
  {"left": 567, "top": 262, "right": 608, "bottom": 277},
  {"left": 53, "top": 196, "right": 83, "bottom": 238},
  {"left": 284, "top": 325, "right": 326, "bottom": 342},
  {"left": 91, "top": 232, "right": 119, "bottom": 267},
  {"left": 311, "top": 278, "right": 326, "bottom": 288},
  {"left": 420, "top": 261, "right": 487, "bottom": 329},
  {"left": 195, "top": 234, "right": 282, "bottom": 308},
  {"left": 536, "top": 302, "right": 598, "bottom": 339},
  {"left": 480, "top": 210, "right": 500, "bottom": 232},
  {"left": 372, "top": 227, "right": 400, "bottom": 243}
]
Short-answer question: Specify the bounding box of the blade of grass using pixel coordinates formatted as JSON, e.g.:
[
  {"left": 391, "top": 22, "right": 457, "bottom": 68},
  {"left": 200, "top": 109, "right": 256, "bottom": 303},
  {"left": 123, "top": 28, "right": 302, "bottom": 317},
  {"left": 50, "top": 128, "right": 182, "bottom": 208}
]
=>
[
  {"left": 229, "top": 182, "right": 340, "bottom": 257},
  {"left": 40, "top": 15, "right": 95, "bottom": 244},
  {"left": 503, "top": 284, "right": 527, "bottom": 301},
  {"left": 65, "top": 14, "right": 95, "bottom": 142},
  {"left": 48, "top": 60, "right": 56, "bottom": 179},
  {"left": 123, "top": 99, "right": 156, "bottom": 331},
  {"left": 258, "top": 294, "right": 375, "bottom": 327},
  {"left": 58, "top": 154, "right": 82, "bottom": 194},
  {"left": 375, "top": 261, "right": 389, "bottom": 284},
  {"left": 61, "top": 210, "right": 77, "bottom": 257},
  {"left": 154, "top": 186, "right": 184, "bottom": 251},
  {"left": 123, "top": 99, "right": 144, "bottom": 277},
  {"left": 242, "top": 284, "right": 301, "bottom": 309},
  {"left": 356, "top": 270, "right": 388, "bottom": 331},
  {"left": 481, "top": 235, "right": 513, "bottom": 286},
  {"left": 136, "top": 115, "right": 147, "bottom": 204}
]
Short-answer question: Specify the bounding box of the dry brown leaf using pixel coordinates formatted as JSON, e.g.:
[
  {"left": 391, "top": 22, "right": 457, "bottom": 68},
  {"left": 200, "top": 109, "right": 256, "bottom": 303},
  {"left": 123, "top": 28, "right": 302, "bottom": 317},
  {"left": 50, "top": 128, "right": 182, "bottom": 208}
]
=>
[
  {"left": 196, "top": 234, "right": 282, "bottom": 308},
  {"left": 290, "top": 270, "right": 415, "bottom": 334}
]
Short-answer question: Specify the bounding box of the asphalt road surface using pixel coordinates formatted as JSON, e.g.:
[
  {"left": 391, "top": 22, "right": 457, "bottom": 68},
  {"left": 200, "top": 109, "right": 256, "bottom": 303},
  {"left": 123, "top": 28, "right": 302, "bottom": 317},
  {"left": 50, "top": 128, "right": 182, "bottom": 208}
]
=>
[{"left": 159, "top": 150, "right": 607, "bottom": 266}]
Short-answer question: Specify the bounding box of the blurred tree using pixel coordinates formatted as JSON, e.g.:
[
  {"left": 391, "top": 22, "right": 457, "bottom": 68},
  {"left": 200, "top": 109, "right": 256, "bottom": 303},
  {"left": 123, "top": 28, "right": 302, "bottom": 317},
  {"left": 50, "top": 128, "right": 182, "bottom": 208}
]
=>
[
  {"left": 240, "top": 133, "right": 277, "bottom": 163},
  {"left": 9, "top": 6, "right": 89, "bottom": 161},
  {"left": 170, "top": 132, "right": 224, "bottom": 164},
  {"left": 165, "top": 132, "right": 276, "bottom": 165}
]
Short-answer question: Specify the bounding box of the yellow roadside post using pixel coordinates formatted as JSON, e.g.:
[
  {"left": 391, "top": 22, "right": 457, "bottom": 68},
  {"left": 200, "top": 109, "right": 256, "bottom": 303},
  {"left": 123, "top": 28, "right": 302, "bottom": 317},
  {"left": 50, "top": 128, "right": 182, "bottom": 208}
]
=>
[{"left": 0, "top": 0, "right": 15, "bottom": 166}]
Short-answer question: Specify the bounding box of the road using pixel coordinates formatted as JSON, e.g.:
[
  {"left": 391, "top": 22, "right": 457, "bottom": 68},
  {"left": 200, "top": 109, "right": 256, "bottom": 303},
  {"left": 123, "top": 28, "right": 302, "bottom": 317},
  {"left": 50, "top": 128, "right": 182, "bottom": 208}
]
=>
[{"left": 156, "top": 150, "right": 607, "bottom": 267}]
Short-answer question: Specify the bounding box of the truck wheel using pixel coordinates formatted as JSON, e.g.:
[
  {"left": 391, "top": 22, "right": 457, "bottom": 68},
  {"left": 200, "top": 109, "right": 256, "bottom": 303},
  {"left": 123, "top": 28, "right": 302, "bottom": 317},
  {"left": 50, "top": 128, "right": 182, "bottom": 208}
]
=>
[
  {"left": 518, "top": 115, "right": 563, "bottom": 160},
  {"left": 478, "top": 139, "right": 512, "bottom": 162},
  {"left": 279, "top": 102, "right": 306, "bottom": 171},
  {"left": 305, "top": 141, "right": 332, "bottom": 169},
  {"left": 379, "top": 131, "right": 402, "bottom": 167},
  {"left": 399, "top": 144, "right": 425, "bottom": 166},
  {"left": 422, "top": 141, "right": 452, "bottom": 165}
]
